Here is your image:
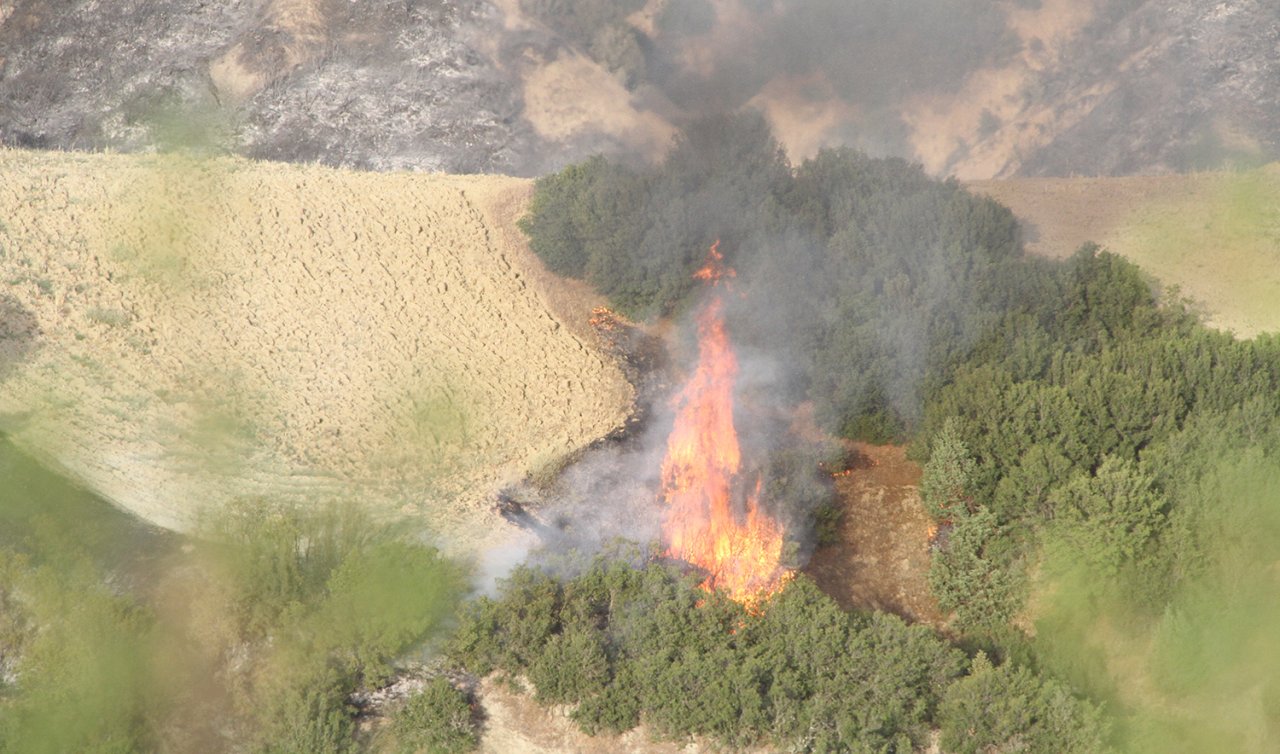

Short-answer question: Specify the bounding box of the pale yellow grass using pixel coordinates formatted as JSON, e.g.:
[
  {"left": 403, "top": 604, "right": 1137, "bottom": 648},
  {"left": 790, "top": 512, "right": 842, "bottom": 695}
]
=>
[
  {"left": 0, "top": 149, "right": 632, "bottom": 549},
  {"left": 969, "top": 166, "right": 1280, "bottom": 338},
  {"left": 477, "top": 675, "right": 776, "bottom": 754}
]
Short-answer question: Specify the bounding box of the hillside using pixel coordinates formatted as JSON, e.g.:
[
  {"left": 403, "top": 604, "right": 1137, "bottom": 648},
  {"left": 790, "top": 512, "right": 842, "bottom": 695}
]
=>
[
  {"left": 0, "top": 0, "right": 670, "bottom": 175},
  {"left": 5, "top": 0, "right": 1280, "bottom": 179},
  {"left": 969, "top": 165, "right": 1280, "bottom": 338},
  {"left": 906, "top": 0, "right": 1280, "bottom": 178},
  {"left": 0, "top": 149, "right": 632, "bottom": 545}
]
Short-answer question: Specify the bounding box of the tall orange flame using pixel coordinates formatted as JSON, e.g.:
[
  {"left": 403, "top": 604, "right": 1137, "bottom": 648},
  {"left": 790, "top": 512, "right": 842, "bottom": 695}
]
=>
[{"left": 659, "top": 242, "right": 790, "bottom": 604}]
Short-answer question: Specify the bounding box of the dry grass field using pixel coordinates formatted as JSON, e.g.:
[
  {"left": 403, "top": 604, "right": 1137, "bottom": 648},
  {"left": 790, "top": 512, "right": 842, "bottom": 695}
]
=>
[
  {"left": 969, "top": 166, "right": 1280, "bottom": 338},
  {"left": 0, "top": 149, "right": 632, "bottom": 549}
]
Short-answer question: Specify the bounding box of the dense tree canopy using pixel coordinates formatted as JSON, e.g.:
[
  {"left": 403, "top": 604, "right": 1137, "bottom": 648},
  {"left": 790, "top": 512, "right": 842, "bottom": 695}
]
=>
[{"left": 520, "top": 112, "right": 1035, "bottom": 440}]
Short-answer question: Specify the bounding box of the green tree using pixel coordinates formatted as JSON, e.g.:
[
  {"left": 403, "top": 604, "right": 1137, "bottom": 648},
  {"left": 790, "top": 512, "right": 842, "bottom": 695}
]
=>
[
  {"left": 252, "top": 668, "right": 356, "bottom": 754},
  {"left": 1060, "top": 244, "right": 1158, "bottom": 344},
  {"left": 921, "top": 418, "right": 976, "bottom": 520},
  {"left": 528, "top": 627, "right": 610, "bottom": 703},
  {"left": 0, "top": 555, "right": 153, "bottom": 754},
  {"left": 1048, "top": 457, "right": 1165, "bottom": 578},
  {"left": 939, "top": 653, "right": 1109, "bottom": 754},
  {"left": 516, "top": 158, "right": 610, "bottom": 277},
  {"left": 992, "top": 441, "right": 1073, "bottom": 521},
  {"left": 929, "top": 507, "right": 1024, "bottom": 636},
  {"left": 452, "top": 560, "right": 967, "bottom": 752}
]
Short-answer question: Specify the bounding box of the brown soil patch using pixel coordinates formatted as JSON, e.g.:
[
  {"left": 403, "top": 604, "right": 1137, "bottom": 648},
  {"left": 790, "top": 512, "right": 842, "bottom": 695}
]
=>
[
  {"left": 805, "top": 443, "right": 942, "bottom": 626},
  {"left": 0, "top": 149, "right": 632, "bottom": 549}
]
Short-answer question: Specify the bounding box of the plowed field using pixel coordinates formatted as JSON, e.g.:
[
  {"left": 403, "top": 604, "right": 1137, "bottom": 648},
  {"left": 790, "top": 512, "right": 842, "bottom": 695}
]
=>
[{"left": 0, "top": 149, "right": 632, "bottom": 549}]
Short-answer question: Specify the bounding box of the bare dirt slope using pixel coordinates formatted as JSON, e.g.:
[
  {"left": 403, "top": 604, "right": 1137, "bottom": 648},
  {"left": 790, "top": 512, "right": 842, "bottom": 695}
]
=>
[
  {"left": 969, "top": 166, "right": 1280, "bottom": 338},
  {"left": 0, "top": 149, "right": 632, "bottom": 547}
]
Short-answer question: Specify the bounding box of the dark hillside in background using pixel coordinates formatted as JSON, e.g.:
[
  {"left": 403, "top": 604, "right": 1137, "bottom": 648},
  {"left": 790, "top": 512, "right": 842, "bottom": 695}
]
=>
[
  {"left": 0, "top": 0, "right": 537, "bottom": 172},
  {"left": 3, "top": 0, "right": 1280, "bottom": 177}
]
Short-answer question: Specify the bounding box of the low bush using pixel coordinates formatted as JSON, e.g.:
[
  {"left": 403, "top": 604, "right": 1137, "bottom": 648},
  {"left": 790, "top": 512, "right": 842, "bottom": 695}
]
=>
[
  {"left": 939, "top": 653, "right": 1109, "bottom": 754},
  {"left": 384, "top": 677, "right": 479, "bottom": 754}
]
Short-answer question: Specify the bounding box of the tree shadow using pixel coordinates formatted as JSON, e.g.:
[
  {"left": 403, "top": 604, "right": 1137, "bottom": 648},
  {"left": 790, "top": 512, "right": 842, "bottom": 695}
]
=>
[
  {"left": 1019, "top": 217, "right": 1042, "bottom": 247},
  {"left": 0, "top": 294, "right": 40, "bottom": 382}
]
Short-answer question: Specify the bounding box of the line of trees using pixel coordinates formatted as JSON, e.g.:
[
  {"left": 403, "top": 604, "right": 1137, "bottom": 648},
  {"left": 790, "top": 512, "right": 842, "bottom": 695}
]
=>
[
  {"left": 451, "top": 551, "right": 1106, "bottom": 753},
  {"left": 917, "top": 243, "right": 1280, "bottom": 635},
  {"left": 906, "top": 241, "right": 1280, "bottom": 750}
]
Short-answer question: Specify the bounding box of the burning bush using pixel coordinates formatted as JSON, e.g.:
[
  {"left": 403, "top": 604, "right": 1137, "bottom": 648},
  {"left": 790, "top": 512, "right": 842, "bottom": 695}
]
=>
[{"left": 657, "top": 243, "right": 792, "bottom": 604}]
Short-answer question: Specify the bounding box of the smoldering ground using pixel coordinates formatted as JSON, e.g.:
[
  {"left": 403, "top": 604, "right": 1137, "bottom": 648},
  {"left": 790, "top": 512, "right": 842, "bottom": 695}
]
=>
[{"left": 480, "top": 242, "right": 840, "bottom": 587}]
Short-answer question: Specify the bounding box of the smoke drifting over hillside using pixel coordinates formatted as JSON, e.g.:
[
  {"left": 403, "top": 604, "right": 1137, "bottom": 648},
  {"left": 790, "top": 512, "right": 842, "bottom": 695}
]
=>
[
  {"left": 606, "top": 0, "right": 1280, "bottom": 177},
  {"left": 640, "top": 0, "right": 1015, "bottom": 156}
]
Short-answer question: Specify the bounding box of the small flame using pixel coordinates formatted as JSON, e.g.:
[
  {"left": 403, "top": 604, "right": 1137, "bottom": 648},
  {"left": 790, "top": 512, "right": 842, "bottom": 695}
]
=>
[
  {"left": 692, "top": 239, "right": 736, "bottom": 283},
  {"left": 589, "top": 306, "right": 621, "bottom": 332},
  {"left": 660, "top": 242, "right": 790, "bottom": 605}
]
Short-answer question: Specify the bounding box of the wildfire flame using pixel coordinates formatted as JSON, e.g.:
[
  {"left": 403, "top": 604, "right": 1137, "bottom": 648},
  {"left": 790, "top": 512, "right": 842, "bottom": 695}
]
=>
[{"left": 659, "top": 242, "right": 791, "bottom": 605}]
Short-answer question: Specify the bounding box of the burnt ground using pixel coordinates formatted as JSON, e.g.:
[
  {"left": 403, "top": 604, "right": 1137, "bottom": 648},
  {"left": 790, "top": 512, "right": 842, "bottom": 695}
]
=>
[
  {"left": 7, "top": 0, "right": 1280, "bottom": 180},
  {"left": 804, "top": 442, "right": 943, "bottom": 627},
  {"left": 0, "top": 0, "right": 544, "bottom": 174}
]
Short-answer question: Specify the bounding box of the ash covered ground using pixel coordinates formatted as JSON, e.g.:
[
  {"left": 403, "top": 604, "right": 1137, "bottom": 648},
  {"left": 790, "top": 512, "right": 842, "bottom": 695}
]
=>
[{"left": 0, "top": 0, "right": 552, "bottom": 173}]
